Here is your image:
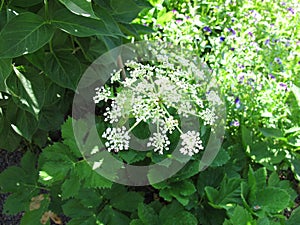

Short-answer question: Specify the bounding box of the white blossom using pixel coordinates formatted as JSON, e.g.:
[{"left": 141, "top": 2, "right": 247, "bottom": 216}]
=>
[
  {"left": 147, "top": 130, "right": 170, "bottom": 154},
  {"left": 180, "top": 131, "right": 204, "bottom": 156},
  {"left": 93, "top": 86, "right": 111, "bottom": 103},
  {"left": 93, "top": 54, "right": 219, "bottom": 155},
  {"left": 102, "top": 127, "right": 130, "bottom": 152}
]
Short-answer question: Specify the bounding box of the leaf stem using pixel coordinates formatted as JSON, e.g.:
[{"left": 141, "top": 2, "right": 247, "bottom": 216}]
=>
[
  {"left": 0, "top": 0, "right": 4, "bottom": 11},
  {"left": 44, "top": 0, "right": 49, "bottom": 20}
]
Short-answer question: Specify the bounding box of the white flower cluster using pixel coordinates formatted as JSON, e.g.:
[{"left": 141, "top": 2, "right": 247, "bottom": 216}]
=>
[{"left": 94, "top": 52, "right": 219, "bottom": 156}]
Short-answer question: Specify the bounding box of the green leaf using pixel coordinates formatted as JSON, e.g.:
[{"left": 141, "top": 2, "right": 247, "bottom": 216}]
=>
[
  {"left": 0, "top": 13, "right": 54, "bottom": 58},
  {"left": 159, "top": 201, "right": 198, "bottom": 225},
  {"left": 94, "top": 6, "right": 124, "bottom": 36},
  {"left": 241, "top": 126, "right": 252, "bottom": 149},
  {"left": 287, "top": 207, "right": 300, "bottom": 225},
  {"left": 291, "top": 84, "right": 300, "bottom": 107},
  {"left": 39, "top": 143, "right": 75, "bottom": 185},
  {"left": 68, "top": 217, "right": 98, "bottom": 225},
  {"left": 20, "top": 196, "right": 50, "bottom": 225},
  {"left": 110, "top": 0, "right": 149, "bottom": 23},
  {"left": 129, "top": 118, "right": 151, "bottom": 139},
  {"left": 44, "top": 51, "right": 82, "bottom": 90},
  {"left": 159, "top": 180, "right": 196, "bottom": 206},
  {"left": 205, "top": 177, "right": 242, "bottom": 209},
  {"left": 0, "top": 58, "right": 12, "bottom": 92},
  {"left": 51, "top": 8, "right": 110, "bottom": 37},
  {"left": 6, "top": 105, "right": 39, "bottom": 141},
  {"left": 170, "top": 160, "right": 201, "bottom": 182},
  {"left": 130, "top": 219, "right": 145, "bottom": 225},
  {"left": 10, "top": 0, "right": 43, "bottom": 7},
  {"left": 61, "top": 117, "right": 82, "bottom": 158},
  {"left": 63, "top": 199, "right": 94, "bottom": 218},
  {"left": 259, "top": 127, "right": 284, "bottom": 138},
  {"left": 210, "top": 148, "right": 230, "bottom": 167},
  {"left": 99, "top": 206, "right": 131, "bottom": 225},
  {"left": 7, "top": 66, "right": 45, "bottom": 117},
  {"left": 58, "top": 0, "right": 98, "bottom": 19},
  {"left": 110, "top": 191, "right": 144, "bottom": 212},
  {"left": 74, "top": 161, "right": 113, "bottom": 189},
  {"left": 3, "top": 192, "right": 29, "bottom": 215},
  {"left": 157, "top": 11, "right": 174, "bottom": 26},
  {"left": 138, "top": 203, "right": 159, "bottom": 225},
  {"left": 0, "top": 115, "right": 21, "bottom": 151},
  {"left": 61, "top": 174, "right": 81, "bottom": 200},
  {"left": 227, "top": 205, "right": 253, "bottom": 225},
  {"left": 252, "top": 187, "right": 290, "bottom": 213}
]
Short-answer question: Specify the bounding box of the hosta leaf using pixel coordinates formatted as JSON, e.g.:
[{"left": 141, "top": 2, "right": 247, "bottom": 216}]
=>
[
  {"left": 44, "top": 51, "right": 82, "bottom": 90},
  {"left": 0, "top": 58, "right": 12, "bottom": 92},
  {"left": 58, "top": 0, "right": 98, "bottom": 19},
  {"left": 7, "top": 67, "right": 45, "bottom": 117},
  {"left": 0, "top": 13, "right": 54, "bottom": 58},
  {"left": 51, "top": 8, "right": 110, "bottom": 37}
]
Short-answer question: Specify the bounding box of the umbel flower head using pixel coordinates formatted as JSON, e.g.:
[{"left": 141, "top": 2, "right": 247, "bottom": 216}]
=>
[{"left": 94, "top": 50, "right": 220, "bottom": 156}]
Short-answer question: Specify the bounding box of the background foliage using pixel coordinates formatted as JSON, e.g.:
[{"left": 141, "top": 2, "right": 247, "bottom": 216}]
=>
[{"left": 0, "top": 0, "right": 300, "bottom": 224}]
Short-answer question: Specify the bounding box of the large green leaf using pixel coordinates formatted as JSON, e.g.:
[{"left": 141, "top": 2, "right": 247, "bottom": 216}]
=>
[
  {"left": 51, "top": 8, "right": 111, "bottom": 37},
  {"left": 159, "top": 201, "right": 198, "bottom": 225},
  {"left": 44, "top": 51, "right": 82, "bottom": 90},
  {"left": 287, "top": 207, "right": 300, "bottom": 225},
  {"left": 225, "top": 205, "right": 253, "bottom": 225},
  {"left": 6, "top": 66, "right": 45, "bottom": 117},
  {"left": 0, "top": 58, "right": 12, "bottom": 92},
  {"left": 259, "top": 127, "right": 284, "bottom": 138},
  {"left": 205, "top": 177, "right": 242, "bottom": 209},
  {"left": 0, "top": 13, "right": 54, "bottom": 58},
  {"left": 110, "top": 191, "right": 144, "bottom": 212},
  {"left": 0, "top": 110, "right": 22, "bottom": 151},
  {"left": 138, "top": 203, "right": 159, "bottom": 225},
  {"left": 5, "top": 101, "right": 39, "bottom": 141},
  {"left": 10, "top": 0, "right": 43, "bottom": 7},
  {"left": 110, "top": 0, "right": 150, "bottom": 23},
  {"left": 58, "top": 0, "right": 98, "bottom": 19},
  {"left": 252, "top": 187, "right": 290, "bottom": 213}
]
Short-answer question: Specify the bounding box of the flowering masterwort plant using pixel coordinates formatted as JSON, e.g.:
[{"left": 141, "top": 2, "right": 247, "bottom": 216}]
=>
[{"left": 93, "top": 49, "right": 221, "bottom": 157}]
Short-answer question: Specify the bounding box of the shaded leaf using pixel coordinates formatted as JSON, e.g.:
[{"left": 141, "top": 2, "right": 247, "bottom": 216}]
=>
[
  {"left": 58, "top": 0, "right": 98, "bottom": 19},
  {"left": 51, "top": 8, "right": 110, "bottom": 37},
  {"left": 0, "top": 13, "right": 54, "bottom": 58},
  {"left": 44, "top": 51, "right": 82, "bottom": 90}
]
